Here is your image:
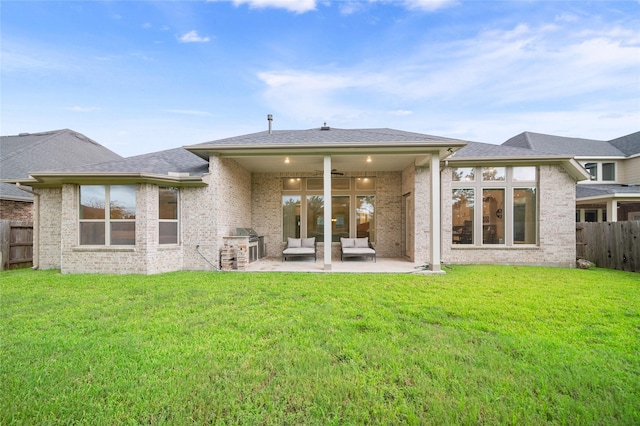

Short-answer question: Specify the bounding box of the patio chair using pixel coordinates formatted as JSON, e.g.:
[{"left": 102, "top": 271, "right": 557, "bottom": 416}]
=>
[
  {"left": 282, "top": 237, "right": 317, "bottom": 262},
  {"left": 340, "top": 237, "right": 376, "bottom": 262}
]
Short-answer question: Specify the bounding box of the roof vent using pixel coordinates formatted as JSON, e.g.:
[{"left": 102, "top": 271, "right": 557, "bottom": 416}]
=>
[
  {"left": 267, "top": 114, "right": 273, "bottom": 134},
  {"left": 320, "top": 122, "right": 330, "bottom": 131}
]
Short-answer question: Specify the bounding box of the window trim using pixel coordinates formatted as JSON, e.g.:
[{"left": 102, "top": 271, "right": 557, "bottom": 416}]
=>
[
  {"left": 78, "top": 184, "right": 136, "bottom": 246},
  {"left": 582, "top": 161, "right": 617, "bottom": 183},
  {"left": 451, "top": 166, "right": 539, "bottom": 247},
  {"left": 159, "top": 186, "right": 180, "bottom": 245},
  {"left": 282, "top": 177, "right": 376, "bottom": 242}
]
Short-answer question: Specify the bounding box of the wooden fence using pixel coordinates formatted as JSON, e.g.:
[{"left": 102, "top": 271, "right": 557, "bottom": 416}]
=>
[
  {"left": 576, "top": 221, "right": 639, "bottom": 273},
  {"left": 0, "top": 220, "right": 33, "bottom": 271}
]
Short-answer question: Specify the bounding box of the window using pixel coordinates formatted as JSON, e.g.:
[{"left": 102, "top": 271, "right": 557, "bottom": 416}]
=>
[
  {"left": 79, "top": 185, "right": 136, "bottom": 245},
  {"left": 452, "top": 189, "right": 474, "bottom": 244},
  {"left": 585, "top": 163, "right": 597, "bottom": 180},
  {"left": 283, "top": 195, "right": 301, "bottom": 240},
  {"left": 583, "top": 161, "right": 616, "bottom": 182},
  {"left": 356, "top": 195, "right": 375, "bottom": 241},
  {"left": 513, "top": 188, "right": 536, "bottom": 244},
  {"left": 451, "top": 167, "right": 537, "bottom": 246},
  {"left": 282, "top": 177, "right": 375, "bottom": 242},
  {"left": 602, "top": 163, "right": 615, "bottom": 181},
  {"left": 584, "top": 210, "right": 598, "bottom": 222},
  {"left": 306, "top": 195, "right": 324, "bottom": 241},
  {"left": 483, "top": 189, "right": 504, "bottom": 244},
  {"left": 159, "top": 187, "right": 179, "bottom": 244}
]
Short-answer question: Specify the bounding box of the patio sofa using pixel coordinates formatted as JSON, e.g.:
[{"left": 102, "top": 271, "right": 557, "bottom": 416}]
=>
[
  {"left": 340, "top": 237, "right": 376, "bottom": 262},
  {"left": 282, "top": 237, "right": 317, "bottom": 262}
]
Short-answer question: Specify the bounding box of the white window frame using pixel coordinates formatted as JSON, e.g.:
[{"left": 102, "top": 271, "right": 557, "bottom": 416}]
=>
[
  {"left": 451, "top": 166, "right": 539, "bottom": 246},
  {"left": 78, "top": 184, "right": 136, "bottom": 246},
  {"left": 159, "top": 186, "right": 180, "bottom": 245},
  {"left": 282, "top": 177, "right": 376, "bottom": 242}
]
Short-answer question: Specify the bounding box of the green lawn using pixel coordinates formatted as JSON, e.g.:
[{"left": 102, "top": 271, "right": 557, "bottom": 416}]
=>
[{"left": 1, "top": 266, "right": 638, "bottom": 425}]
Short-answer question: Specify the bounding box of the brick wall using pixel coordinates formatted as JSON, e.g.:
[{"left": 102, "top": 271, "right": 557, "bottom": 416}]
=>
[
  {"left": 441, "top": 164, "right": 576, "bottom": 267},
  {"left": 182, "top": 156, "right": 252, "bottom": 271},
  {"left": 38, "top": 188, "right": 62, "bottom": 269},
  {"left": 0, "top": 200, "right": 33, "bottom": 221}
]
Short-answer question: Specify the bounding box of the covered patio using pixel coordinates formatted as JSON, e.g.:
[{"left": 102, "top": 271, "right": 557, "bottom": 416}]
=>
[
  {"left": 186, "top": 126, "right": 467, "bottom": 273},
  {"left": 245, "top": 256, "right": 444, "bottom": 274}
]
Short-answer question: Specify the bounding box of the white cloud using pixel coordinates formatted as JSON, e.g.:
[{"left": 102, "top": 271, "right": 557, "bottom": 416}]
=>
[
  {"left": 66, "top": 106, "right": 101, "bottom": 112},
  {"left": 142, "top": 22, "right": 152, "bottom": 29},
  {"left": 389, "top": 110, "right": 413, "bottom": 116},
  {"left": 228, "top": 0, "right": 317, "bottom": 13},
  {"left": 166, "top": 109, "right": 213, "bottom": 116},
  {"left": 401, "top": 0, "right": 457, "bottom": 12},
  {"left": 256, "top": 20, "right": 639, "bottom": 139},
  {"left": 178, "top": 30, "right": 211, "bottom": 43}
]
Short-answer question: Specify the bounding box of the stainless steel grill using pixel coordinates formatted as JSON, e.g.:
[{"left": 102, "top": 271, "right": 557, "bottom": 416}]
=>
[{"left": 236, "top": 227, "right": 259, "bottom": 242}]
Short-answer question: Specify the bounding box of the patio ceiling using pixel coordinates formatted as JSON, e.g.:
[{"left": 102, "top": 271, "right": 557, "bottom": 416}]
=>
[{"left": 224, "top": 153, "right": 429, "bottom": 174}]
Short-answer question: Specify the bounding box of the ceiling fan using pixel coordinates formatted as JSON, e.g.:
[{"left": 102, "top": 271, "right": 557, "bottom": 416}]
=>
[{"left": 315, "top": 169, "right": 344, "bottom": 176}]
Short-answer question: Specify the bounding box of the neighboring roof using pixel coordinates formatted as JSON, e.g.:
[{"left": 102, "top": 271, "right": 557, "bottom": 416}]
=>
[
  {"left": 577, "top": 184, "right": 640, "bottom": 200},
  {"left": 449, "top": 141, "right": 562, "bottom": 159},
  {"left": 1, "top": 129, "right": 122, "bottom": 201},
  {"left": 608, "top": 131, "right": 640, "bottom": 156},
  {"left": 446, "top": 140, "right": 590, "bottom": 181},
  {"left": 501, "top": 131, "right": 627, "bottom": 157}
]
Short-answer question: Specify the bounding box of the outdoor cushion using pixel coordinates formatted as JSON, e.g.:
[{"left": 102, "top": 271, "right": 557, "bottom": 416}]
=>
[
  {"left": 287, "top": 237, "right": 301, "bottom": 248},
  {"left": 301, "top": 237, "right": 315, "bottom": 248},
  {"left": 283, "top": 247, "right": 314, "bottom": 255},
  {"left": 342, "top": 247, "right": 375, "bottom": 255},
  {"left": 340, "top": 237, "right": 355, "bottom": 248},
  {"left": 354, "top": 237, "right": 369, "bottom": 248}
]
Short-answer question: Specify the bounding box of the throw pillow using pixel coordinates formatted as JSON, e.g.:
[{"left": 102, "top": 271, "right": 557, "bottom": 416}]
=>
[
  {"left": 287, "top": 237, "right": 301, "bottom": 248},
  {"left": 301, "top": 237, "right": 315, "bottom": 248},
  {"left": 341, "top": 238, "right": 355, "bottom": 248},
  {"left": 355, "top": 237, "right": 370, "bottom": 248}
]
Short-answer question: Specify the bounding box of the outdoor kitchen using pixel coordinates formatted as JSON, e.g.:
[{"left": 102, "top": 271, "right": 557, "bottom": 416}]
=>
[{"left": 220, "top": 228, "right": 266, "bottom": 271}]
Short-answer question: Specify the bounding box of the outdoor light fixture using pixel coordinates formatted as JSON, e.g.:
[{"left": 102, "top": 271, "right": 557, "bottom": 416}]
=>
[
  {"left": 284, "top": 157, "right": 290, "bottom": 164},
  {"left": 366, "top": 156, "right": 372, "bottom": 163}
]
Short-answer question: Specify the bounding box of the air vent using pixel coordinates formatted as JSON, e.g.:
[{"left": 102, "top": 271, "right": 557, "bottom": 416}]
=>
[{"left": 320, "top": 122, "right": 330, "bottom": 131}]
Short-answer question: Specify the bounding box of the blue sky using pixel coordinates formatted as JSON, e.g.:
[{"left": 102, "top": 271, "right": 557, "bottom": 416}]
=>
[{"left": 2, "top": 0, "right": 639, "bottom": 157}]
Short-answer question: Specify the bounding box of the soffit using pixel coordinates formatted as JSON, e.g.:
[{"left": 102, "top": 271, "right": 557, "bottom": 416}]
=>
[{"left": 219, "top": 153, "right": 429, "bottom": 173}]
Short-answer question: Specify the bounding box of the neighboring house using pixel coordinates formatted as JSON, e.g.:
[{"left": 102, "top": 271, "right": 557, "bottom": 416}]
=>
[
  {"left": 502, "top": 131, "right": 640, "bottom": 222},
  {"left": 11, "top": 122, "right": 597, "bottom": 274},
  {"left": 1, "top": 129, "right": 123, "bottom": 221}
]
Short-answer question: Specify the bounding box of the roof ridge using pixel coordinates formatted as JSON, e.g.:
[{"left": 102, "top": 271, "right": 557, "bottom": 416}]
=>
[{"left": 0, "top": 129, "right": 70, "bottom": 163}]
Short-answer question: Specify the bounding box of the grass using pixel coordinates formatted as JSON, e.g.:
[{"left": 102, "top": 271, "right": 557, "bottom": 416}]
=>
[{"left": 1, "top": 265, "right": 639, "bottom": 425}]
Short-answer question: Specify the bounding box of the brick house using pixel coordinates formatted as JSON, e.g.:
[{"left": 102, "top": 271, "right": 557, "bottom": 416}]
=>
[{"left": 12, "top": 122, "right": 615, "bottom": 274}]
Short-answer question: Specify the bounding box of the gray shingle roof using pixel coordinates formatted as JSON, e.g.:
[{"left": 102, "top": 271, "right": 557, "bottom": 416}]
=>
[
  {"left": 502, "top": 131, "right": 626, "bottom": 157},
  {"left": 54, "top": 147, "right": 208, "bottom": 176},
  {"left": 608, "top": 131, "right": 640, "bottom": 156},
  {"left": 577, "top": 184, "right": 640, "bottom": 199},
  {"left": 449, "top": 141, "right": 561, "bottom": 159},
  {"left": 1, "top": 129, "right": 122, "bottom": 200},
  {"left": 190, "top": 127, "right": 463, "bottom": 148}
]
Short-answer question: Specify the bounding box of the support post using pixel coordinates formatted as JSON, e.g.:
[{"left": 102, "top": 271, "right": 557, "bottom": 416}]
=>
[
  {"left": 606, "top": 200, "right": 617, "bottom": 222},
  {"left": 430, "top": 154, "right": 441, "bottom": 271},
  {"left": 324, "top": 155, "right": 332, "bottom": 270}
]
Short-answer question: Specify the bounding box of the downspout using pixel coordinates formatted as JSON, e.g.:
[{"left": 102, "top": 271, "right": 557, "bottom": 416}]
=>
[{"left": 15, "top": 183, "right": 39, "bottom": 270}]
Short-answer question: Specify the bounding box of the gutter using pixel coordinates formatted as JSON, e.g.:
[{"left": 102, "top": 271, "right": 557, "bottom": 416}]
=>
[{"left": 15, "top": 183, "right": 39, "bottom": 270}]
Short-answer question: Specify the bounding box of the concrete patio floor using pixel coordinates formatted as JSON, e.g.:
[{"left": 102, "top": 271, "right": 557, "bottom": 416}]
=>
[{"left": 244, "top": 257, "right": 445, "bottom": 274}]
